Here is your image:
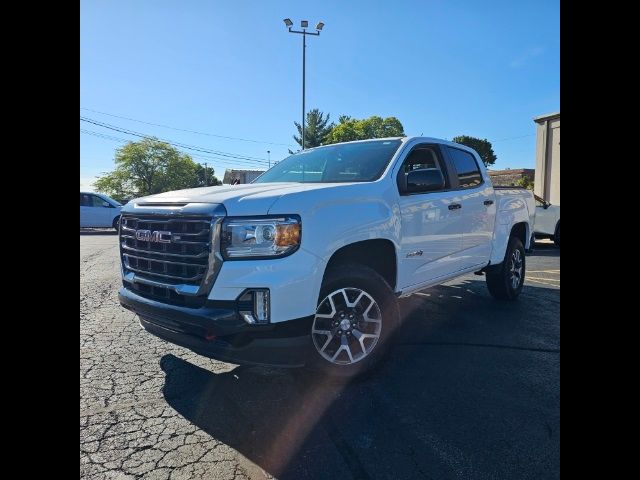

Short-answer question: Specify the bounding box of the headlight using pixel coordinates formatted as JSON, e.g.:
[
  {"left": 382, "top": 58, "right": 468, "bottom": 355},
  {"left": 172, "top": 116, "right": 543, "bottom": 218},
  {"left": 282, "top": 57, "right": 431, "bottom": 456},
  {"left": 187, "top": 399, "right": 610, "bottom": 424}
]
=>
[{"left": 221, "top": 215, "right": 301, "bottom": 259}]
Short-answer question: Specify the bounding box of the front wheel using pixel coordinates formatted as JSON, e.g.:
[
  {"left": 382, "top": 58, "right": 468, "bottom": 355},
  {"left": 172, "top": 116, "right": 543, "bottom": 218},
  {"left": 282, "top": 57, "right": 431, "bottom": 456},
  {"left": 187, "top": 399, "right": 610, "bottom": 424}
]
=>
[
  {"left": 308, "top": 264, "right": 399, "bottom": 377},
  {"left": 112, "top": 215, "right": 121, "bottom": 232},
  {"left": 486, "top": 236, "right": 525, "bottom": 300}
]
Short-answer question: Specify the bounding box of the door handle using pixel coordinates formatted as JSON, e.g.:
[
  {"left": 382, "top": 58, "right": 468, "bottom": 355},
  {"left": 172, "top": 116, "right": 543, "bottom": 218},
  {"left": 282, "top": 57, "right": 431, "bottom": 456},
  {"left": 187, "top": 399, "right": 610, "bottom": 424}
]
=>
[
  {"left": 448, "top": 204, "right": 462, "bottom": 210},
  {"left": 484, "top": 200, "right": 494, "bottom": 206}
]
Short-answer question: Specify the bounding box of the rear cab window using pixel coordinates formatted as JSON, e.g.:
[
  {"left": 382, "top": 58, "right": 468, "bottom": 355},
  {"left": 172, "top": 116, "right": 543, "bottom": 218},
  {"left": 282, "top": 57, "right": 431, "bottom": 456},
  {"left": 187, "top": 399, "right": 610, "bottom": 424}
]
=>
[{"left": 447, "top": 147, "right": 483, "bottom": 189}]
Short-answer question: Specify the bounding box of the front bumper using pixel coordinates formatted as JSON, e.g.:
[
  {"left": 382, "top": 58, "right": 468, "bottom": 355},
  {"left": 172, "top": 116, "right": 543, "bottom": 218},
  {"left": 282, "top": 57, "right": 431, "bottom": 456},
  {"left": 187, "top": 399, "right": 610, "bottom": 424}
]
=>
[{"left": 119, "top": 287, "right": 313, "bottom": 367}]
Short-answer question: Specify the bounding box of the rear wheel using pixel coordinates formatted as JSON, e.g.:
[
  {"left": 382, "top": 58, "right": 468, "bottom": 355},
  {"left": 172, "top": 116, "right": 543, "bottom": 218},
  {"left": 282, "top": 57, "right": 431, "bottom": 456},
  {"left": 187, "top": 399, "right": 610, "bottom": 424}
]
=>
[
  {"left": 308, "top": 264, "right": 398, "bottom": 377},
  {"left": 486, "top": 236, "right": 525, "bottom": 301}
]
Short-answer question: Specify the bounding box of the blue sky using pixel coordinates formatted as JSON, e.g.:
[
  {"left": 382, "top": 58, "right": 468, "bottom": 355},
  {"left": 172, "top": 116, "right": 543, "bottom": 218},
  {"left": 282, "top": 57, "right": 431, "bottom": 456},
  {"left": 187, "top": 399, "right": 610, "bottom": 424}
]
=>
[{"left": 80, "top": 0, "right": 559, "bottom": 190}]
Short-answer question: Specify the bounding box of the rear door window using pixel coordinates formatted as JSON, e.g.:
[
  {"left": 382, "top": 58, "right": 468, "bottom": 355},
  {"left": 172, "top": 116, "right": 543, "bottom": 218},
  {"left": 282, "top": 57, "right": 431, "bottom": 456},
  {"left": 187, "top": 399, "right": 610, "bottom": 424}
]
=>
[{"left": 447, "top": 147, "right": 483, "bottom": 189}]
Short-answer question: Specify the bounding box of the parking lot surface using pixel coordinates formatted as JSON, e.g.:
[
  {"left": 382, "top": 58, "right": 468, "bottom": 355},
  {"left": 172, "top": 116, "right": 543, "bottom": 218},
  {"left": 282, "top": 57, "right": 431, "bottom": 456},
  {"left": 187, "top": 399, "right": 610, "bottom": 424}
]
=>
[{"left": 80, "top": 231, "right": 559, "bottom": 480}]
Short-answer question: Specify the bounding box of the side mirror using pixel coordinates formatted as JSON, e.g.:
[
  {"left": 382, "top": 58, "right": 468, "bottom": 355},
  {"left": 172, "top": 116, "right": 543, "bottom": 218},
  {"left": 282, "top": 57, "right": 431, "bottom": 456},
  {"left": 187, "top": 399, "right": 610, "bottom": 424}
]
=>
[
  {"left": 102, "top": 202, "right": 112, "bottom": 208},
  {"left": 403, "top": 169, "right": 445, "bottom": 194}
]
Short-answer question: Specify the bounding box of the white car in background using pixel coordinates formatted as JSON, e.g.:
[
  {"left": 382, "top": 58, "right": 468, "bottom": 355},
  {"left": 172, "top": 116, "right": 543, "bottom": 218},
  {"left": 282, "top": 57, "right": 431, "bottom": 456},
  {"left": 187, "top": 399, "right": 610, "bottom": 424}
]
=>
[
  {"left": 533, "top": 194, "right": 560, "bottom": 247},
  {"left": 80, "top": 192, "right": 122, "bottom": 230}
]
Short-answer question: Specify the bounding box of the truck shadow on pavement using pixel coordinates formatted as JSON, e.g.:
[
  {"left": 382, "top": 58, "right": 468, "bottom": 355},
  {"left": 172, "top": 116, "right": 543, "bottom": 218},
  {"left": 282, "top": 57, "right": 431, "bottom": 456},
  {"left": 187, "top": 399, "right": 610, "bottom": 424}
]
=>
[
  {"left": 160, "top": 278, "right": 560, "bottom": 480},
  {"left": 530, "top": 241, "right": 560, "bottom": 255}
]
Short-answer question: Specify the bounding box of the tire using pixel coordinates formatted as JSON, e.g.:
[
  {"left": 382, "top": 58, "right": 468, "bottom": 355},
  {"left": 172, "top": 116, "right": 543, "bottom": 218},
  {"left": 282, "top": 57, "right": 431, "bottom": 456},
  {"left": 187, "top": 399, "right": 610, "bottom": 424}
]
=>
[
  {"left": 112, "top": 215, "right": 121, "bottom": 232},
  {"left": 486, "top": 236, "right": 525, "bottom": 301},
  {"left": 553, "top": 222, "right": 560, "bottom": 248},
  {"left": 307, "top": 264, "right": 399, "bottom": 378}
]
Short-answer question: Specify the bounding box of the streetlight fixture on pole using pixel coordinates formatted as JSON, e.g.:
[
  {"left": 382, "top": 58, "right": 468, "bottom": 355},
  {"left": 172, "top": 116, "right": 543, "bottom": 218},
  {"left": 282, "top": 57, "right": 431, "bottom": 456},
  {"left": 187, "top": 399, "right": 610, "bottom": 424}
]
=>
[{"left": 283, "top": 18, "right": 325, "bottom": 150}]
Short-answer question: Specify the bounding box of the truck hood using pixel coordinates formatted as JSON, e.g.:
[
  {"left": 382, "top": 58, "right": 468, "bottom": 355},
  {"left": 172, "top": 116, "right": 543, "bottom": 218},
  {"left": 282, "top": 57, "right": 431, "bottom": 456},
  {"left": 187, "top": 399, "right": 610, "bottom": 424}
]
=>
[{"left": 129, "top": 182, "right": 355, "bottom": 216}]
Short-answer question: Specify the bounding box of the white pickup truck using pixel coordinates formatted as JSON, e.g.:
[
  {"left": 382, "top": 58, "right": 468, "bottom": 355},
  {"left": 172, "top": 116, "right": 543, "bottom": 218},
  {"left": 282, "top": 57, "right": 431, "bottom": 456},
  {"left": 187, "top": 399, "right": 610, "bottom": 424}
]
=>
[{"left": 118, "top": 137, "right": 535, "bottom": 376}]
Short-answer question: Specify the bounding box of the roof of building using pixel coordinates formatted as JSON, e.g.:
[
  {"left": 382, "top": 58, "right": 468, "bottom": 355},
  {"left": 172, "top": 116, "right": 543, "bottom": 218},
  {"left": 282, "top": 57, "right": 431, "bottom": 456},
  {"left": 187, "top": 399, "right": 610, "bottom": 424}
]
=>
[
  {"left": 488, "top": 168, "right": 534, "bottom": 175},
  {"left": 533, "top": 111, "right": 560, "bottom": 123}
]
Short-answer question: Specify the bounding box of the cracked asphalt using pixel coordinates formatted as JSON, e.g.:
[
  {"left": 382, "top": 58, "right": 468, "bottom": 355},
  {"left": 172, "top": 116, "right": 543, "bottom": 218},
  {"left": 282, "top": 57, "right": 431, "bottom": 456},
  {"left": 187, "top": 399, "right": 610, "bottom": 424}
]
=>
[{"left": 80, "top": 231, "right": 559, "bottom": 480}]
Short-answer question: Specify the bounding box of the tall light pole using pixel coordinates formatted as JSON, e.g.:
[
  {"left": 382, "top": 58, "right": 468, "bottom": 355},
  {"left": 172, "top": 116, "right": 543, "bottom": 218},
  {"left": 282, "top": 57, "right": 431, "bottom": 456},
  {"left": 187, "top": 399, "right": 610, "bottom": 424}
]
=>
[
  {"left": 283, "top": 19, "right": 325, "bottom": 150},
  {"left": 267, "top": 150, "right": 271, "bottom": 168}
]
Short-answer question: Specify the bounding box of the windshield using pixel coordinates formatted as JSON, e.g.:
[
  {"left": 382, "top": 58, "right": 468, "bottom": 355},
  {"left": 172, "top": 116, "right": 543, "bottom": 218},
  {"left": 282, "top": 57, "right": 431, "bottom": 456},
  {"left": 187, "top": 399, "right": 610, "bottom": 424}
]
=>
[
  {"left": 98, "top": 194, "right": 122, "bottom": 207},
  {"left": 254, "top": 139, "right": 403, "bottom": 183}
]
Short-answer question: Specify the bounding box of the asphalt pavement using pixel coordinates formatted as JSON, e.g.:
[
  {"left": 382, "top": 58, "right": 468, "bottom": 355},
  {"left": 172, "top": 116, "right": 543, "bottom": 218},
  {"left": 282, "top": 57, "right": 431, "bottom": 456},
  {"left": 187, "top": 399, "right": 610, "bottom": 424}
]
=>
[{"left": 80, "top": 231, "right": 559, "bottom": 480}]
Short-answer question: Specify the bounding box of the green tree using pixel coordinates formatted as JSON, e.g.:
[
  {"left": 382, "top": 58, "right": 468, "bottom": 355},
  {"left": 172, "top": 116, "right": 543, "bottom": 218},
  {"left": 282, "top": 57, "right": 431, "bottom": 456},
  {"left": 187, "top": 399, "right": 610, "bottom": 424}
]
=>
[
  {"left": 515, "top": 176, "right": 534, "bottom": 190},
  {"left": 451, "top": 135, "right": 497, "bottom": 167},
  {"left": 325, "top": 115, "right": 405, "bottom": 144},
  {"left": 293, "top": 109, "right": 333, "bottom": 150},
  {"left": 195, "top": 163, "right": 222, "bottom": 187},
  {"left": 94, "top": 138, "right": 199, "bottom": 198}
]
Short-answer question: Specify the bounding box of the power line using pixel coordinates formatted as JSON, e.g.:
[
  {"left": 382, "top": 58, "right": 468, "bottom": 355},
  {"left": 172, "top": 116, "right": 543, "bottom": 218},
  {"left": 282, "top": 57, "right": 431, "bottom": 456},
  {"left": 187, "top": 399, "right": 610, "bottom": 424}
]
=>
[
  {"left": 80, "top": 116, "right": 269, "bottom": 162},
  {"left": 80, "top": 129, "right": 267, "bottom": 169},
  {"left": 81, "top": 107, "right": 535, "bottom": 150},
  {"left": 80, "top": 129, "right": 126, "bottom": 143},
  {"left": 80, "top": 116, "right": 270, "bottom": 164},
  {"left": 80, "top": 129, "right": 267, "bottom": 170},
  {"left": 81, "top": 107, "right": 294, "bottom": 147}
]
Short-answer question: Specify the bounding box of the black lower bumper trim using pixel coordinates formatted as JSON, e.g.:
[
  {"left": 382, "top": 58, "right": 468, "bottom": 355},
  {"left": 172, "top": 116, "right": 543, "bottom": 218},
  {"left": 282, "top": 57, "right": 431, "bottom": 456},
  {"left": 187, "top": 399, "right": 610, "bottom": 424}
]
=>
[{"left": 119, "top": 287, "right": 313, "bottom": 367}]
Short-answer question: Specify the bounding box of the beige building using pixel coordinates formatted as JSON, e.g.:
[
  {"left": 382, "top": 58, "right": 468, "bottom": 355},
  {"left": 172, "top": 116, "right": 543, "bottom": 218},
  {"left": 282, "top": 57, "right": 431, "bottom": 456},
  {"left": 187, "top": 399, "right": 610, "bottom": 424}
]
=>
[{"left": 533, "top": 112, "right": 560, "bottom": 204}]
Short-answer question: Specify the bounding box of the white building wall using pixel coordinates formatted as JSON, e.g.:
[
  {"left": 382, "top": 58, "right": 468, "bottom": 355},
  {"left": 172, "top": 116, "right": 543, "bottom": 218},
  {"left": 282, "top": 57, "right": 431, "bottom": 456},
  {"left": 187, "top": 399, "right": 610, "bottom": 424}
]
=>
[{"left": 534, "top": 112, "right": 560, "bottom": 205}]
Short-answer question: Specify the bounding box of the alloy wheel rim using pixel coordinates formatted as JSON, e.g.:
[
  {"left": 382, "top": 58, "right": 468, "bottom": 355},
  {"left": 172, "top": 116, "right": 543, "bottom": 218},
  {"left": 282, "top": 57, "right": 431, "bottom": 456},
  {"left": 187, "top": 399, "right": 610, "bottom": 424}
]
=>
[
  {"left": 312, "top": 288, "right": 382, "bottom": 365},
  {"left": 510, "top": 249, "right": 523, "bottom": 289}
]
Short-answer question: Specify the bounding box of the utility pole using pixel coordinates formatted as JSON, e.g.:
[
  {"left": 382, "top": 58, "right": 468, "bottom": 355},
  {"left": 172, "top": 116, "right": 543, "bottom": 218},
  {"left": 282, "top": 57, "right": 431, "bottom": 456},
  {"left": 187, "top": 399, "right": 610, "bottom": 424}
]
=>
[
  {"left": 267, "top": 150, "right": 271, "bottom": 168},
  {"left": 283, "top": 19, "right": 325, "bottom": 150},
  {"left": 203, "top": 162, "right": 208, "bottom": 186}
]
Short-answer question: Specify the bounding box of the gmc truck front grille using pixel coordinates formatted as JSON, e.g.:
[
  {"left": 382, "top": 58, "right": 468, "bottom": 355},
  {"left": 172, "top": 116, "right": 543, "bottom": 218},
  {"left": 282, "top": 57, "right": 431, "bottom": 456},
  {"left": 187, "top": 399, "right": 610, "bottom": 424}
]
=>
[
  {"left": 121, "top": 216, "right": 211, "bottom": 283},
  {"left": 119, "top": 204, "right": 225, "bottom": 305}
]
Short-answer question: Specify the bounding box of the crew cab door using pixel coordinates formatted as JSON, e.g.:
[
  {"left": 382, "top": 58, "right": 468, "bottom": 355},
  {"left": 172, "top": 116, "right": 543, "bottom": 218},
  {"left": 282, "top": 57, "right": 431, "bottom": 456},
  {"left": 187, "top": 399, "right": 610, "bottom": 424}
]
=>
[
  {"left": 395, "top": 143, "right": 466, "bottom": 290},
  {"left": 443, "top": 146, "right": 496, "bottom": 269}
]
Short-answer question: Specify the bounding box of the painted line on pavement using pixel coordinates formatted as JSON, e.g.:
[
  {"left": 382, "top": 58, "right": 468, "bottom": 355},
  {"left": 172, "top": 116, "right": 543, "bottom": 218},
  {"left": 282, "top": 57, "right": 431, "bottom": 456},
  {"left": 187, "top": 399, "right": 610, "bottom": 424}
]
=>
[
  {"left": 527, "top": 276, "right": 560, "bottom": 282},
  {"left": 526, "top": 278, "right": 560, "bottom": 287}
]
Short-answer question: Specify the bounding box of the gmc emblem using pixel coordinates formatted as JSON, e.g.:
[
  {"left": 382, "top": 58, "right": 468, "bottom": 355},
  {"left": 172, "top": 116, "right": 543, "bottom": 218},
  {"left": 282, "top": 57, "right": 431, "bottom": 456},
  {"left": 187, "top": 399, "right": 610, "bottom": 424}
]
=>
[{"left": 135, "top": 230, "right": 172, "bottom": 243}]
